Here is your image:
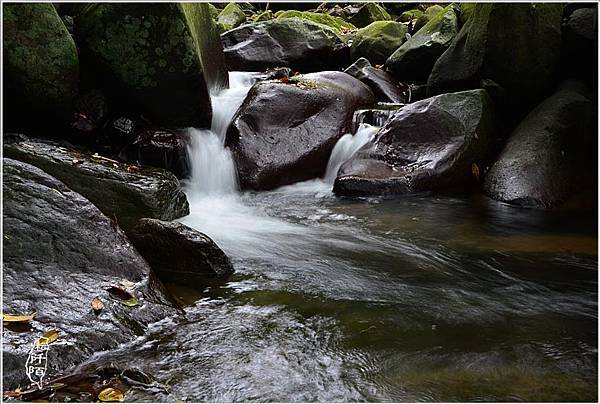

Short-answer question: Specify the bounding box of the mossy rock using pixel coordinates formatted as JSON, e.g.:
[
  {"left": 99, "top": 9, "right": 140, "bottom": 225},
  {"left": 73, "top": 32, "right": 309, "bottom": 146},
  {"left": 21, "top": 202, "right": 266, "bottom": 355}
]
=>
[
  {"left": 276, "top": 10, "right": 356, "bottom": 32},
  {"left": 4, "top": 3, "right": 79, "bottom": 131},
  {"left": 217, "top": 2, "right": 246, "bottom": 31},
  {"left": 351, "top": 21, "right": 408, "bottom": 65},
  {"left": 349, "top": 3, "right": 391, "bottom": 28},
  {"left": 207, "top": 3, "right": 220, "bottom": 20},
  {"left": 459, "top": 3, "right": 476, "bottom": 25},
  {"left": 386, "top": 4, "right": 459, "bottom": 81},
  {"left": 399, "top": 9, "right": 424, "bottom": 22},
  {"left": 253, "top": 10, "right": 274, "bottom": 22},
  {"left": 414, "top": 5, "right": 444, "bottom": 30},
  {"left": 427, "top": 4, "right": 563, "bottom": 114},
  {"left": 77, "top": 3, "right": 227, "bottom": 128}
]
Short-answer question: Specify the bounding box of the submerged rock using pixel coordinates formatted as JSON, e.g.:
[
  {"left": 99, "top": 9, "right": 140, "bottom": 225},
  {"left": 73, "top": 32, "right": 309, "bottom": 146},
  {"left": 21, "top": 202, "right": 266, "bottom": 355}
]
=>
[
  {"left": 2, "top": 158, "right": 177, "bottom": 389},
  {"left": 427, "top": 4, "right": 563, "bottom": 113},
  {"left": 221, "top": 18, "right": 349, "bottom": 72},
  {"left": 386, "top": 4, "right": 459, "bottom": 82},
  {"left": 4, "top": 3, "right": 79, "bottom": 131},
  {"left": 350, "top": 21, "right": 408, "bottom": 66},
  {"left": 334, "top": 89, "right": 494, "bottom": 196},
  {"left": 345, "top": 58, "right": 408, "bottom": 103},
  {"left": 76, "top": 3, "right": 226, "bottom": 128},
  {"left": 226, "top": 71, "right": 375, "bottom": 190},
  {"left": 4, "top": 138, "right": 189, "bottom": 232},
  {"left": 483, "top": 80, "right": 595, "bottom": 209},
  {"left": 130, "top": 218, "right": 234, "bottom": 286}
]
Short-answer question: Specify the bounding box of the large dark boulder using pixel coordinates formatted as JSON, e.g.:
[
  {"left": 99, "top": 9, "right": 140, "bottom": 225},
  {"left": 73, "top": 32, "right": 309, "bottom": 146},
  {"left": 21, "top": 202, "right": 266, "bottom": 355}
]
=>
[
  {"left": 345, "top": 58, "right": 408, "bottom": 103},
  {"left": 2, "top": 158, "right": 177, "bottom": 389},
  {"left": 334, "top": 89, "right": 494, "bottom": 196},
  {"left": 427, "top": 4, "right": 563, "bottom": 114},
  {"left": 226, "top": 71, "right": 375, "bottom": 190},
  {"left": 385, "top": 4, "right": 459, "bottom": 82},
  {"left": 4, "top": 138, "right": 189, "bottom": 233},
  {"left": 221, "top": 18, "right": 349, "bottom": 72},
  {"left": 130, "top": 218, "right": 234, "bottom": 286},
  {"left": 3, "top": 3, "right": 79, "bottom": 132},
  {"left": 348, "top": 3, "right": 392, "bottom": 28},
  {"left": 76, "top": 3, "right": 227, "bottom": 128},
  {"left": 561, "top": 6, "right": 598, "bottom": 88},
  {"left": 483, "top": 80, "right": 596, "bottom": 209}
]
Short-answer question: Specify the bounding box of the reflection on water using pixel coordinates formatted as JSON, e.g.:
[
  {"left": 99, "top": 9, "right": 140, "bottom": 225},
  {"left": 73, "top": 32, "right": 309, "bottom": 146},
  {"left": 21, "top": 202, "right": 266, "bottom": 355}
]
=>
[{"left": 75, "top": 184, "right": 597, "bottom": 402}]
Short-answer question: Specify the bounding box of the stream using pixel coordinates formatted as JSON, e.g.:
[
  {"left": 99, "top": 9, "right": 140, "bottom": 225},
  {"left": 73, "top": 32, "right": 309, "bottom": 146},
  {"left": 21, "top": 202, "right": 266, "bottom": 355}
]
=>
[{"left": 80, "top": 73, "right": 598, "bottom": 402}]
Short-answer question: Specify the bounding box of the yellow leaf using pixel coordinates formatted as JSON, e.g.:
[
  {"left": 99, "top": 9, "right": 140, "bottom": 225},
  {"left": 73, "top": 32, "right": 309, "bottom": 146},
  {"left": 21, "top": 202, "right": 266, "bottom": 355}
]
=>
[
  {"left": 98, "top": 387, "right": 124, "bottom": 402},
  {"left": 3, "top": 313, "right": 35, "bottom": 323},
  {"left": 37, "top": 329, "right": 59, "bottom": 346},
  {"left": 91, "top": 296, "right": 104, "bottom": 313},
  {"left": 121, "top": 298, "right": 139, "bottom": 307}
]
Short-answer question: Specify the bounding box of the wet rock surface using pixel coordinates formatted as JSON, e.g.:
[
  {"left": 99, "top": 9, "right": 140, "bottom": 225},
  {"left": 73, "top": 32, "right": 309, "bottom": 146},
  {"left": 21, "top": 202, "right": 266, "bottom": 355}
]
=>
[
  {"left": 226, "top": 71, "right": 375, "bottom": 190},
  {"left": 130, "top": 218, "right": 234, "bottom": 286},
  {"left": 334, "top": 89, "right": 494, "bottom": 196},
  {"left": 483, "top": 80, "right": 596, "bottom": 209},
  {"left": 2, "top": 158, "right": 177, "bottom": 389},
  {"left": 345, "top": 58, "right": 409, "bottom": 103},
  {"left": 4, "top": 138, "right": 189, "bottom": 233},
  {"left": 221, "top": 18, "right": 349, "bottom": 72}
]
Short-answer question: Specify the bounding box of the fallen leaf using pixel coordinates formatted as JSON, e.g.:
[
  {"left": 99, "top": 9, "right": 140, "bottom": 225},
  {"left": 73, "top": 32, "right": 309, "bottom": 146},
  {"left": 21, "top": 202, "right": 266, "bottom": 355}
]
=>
[
  {"left": 37, "top": 329, "right": 59, "bottom": 346},
  {"left": 121, "top": 298, "right": 139, "bottom": 308},
  {"left": 98, "top": 387, "right": 124, "bottom": 402},
  {"left": 3, "top": 313, "right": 35, "bottom": 323},
  {"left": 119, "top": 280, "right": 135, "bottom": 288},
  {"left": 91, "top": 296, "right": 104, "bottom": 313},
  {"left": 471, "top": 163, "right": 480, "bottom": 181},
  {"left": 106, "top": 286, "right": 134, "bottom": 301}
]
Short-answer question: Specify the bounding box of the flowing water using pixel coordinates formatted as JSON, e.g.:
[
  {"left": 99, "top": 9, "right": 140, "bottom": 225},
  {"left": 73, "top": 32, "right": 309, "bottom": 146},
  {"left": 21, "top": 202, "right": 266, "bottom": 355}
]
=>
[{"left": 86, "top": 73, "right": 598, "bottom": 401}]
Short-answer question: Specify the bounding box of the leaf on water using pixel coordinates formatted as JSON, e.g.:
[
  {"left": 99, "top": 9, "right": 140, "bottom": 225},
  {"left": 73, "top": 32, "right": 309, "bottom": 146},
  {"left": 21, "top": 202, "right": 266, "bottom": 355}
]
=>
[
  {"left": 3, "top": 313, "right": 35, "bottom": 323},
  {"left": 471, "top": 163, "right": 480, "bottom": 181},
  {"left": 106, "top": 286, "right": 134, "bottom": 301},
  {"left": 91, "top": 296, "right": 104, "bottom": 313},
  {"left": 98, "top": 387, "right": 124, "bottom": 402},
  {"left": 119, "top": 280, "right": 135, "bottom": 288},
  {"left": 121, "top": 298, "right": 139, "bottom": 308},
  {"left": 36, "top": 329, "right": 59, "bottom": 346}
]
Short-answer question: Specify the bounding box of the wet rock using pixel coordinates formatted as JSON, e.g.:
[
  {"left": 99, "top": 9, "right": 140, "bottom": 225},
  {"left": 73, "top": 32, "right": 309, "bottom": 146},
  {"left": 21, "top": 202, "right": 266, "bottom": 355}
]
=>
[
  {"left": 2, "top": 158, "right": 177, "bottom": 389},
  {"left": 427, "top": 4, "right": 563, "bottom": 114},
  {"left": 345, "top": 58, "right": 409, "bottom": 104},
  {"left": 561, "top": 7, "right": 598, "bottom": 87},
  {"left": 217, "top": 2, "right": 247, "bottom": 31},
  {"left": 351, "top": 106, "right": 402, "bottom": 133},
  {"left": 4, "top": 3, "right": 79, "bottom": 132},
  {"left": 350, "top": 21, "right": 408, "bottom": 66},
  {"left": 76, "top": 3, "right": 226, "bottom": 128},
  {"left": 276, "top": 10, "right": 356, "bottom": 32},
  {"left": 334, "top": 89, "right": 494, "bottom": 196},
  {"left": 119, "top": 128, "right": 190, "bottom": 179},
  {"left": 386, "top": 4, "right": 459, "bottom": 82},
  {"left": 226, "top": 71, "right": 375, "bottom": 190},
  {"left": 349, "top": 3, "right": 391, "bottom": 28},
  {"left": 483, "top": 80, "right": 595, "bottom": 209},
  {"left": 221, "top": 18, "right": 349, "bottom": 72},
  {"left": 4, "top": 138, "right": 189, "bottom": 232},
  {"left": 106, "top": 116, "right": 139, "bottom": 151},
  {"left": 130, "top": 218, "right": 234, "bottom": 286},
  {"left": 71, "top": 90, "right": 108, "bottom": 133}
]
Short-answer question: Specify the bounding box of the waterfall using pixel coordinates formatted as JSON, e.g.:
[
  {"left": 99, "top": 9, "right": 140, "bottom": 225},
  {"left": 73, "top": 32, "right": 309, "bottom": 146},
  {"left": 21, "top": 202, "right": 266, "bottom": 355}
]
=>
[
  {"left": 323, "top": 124, "right": 379, "bottom": 184},
  {"left": 184, "top": 72, "right": 256, "bottom": 199}
]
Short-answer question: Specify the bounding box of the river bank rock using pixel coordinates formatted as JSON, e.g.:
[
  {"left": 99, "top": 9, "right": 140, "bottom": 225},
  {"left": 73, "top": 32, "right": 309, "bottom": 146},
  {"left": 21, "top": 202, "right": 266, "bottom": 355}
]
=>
[
  {"left": 130, "top": 219, "right": 234, "bottom": 286},
  {"left": 4, "top": 3, "right": 79, "bottom": 132},
  {"left": 334, "top": 89, "right": 494, "bottom": 196},
  {"left": 483, "top": 80, "right": 595, "bottom": 209},
  {"left": 226, "top": 71, "right": 375, "bottom": 190},
  {"left": 4, "top": 138, "right": 189, "bottom": 233},
  {"left": 276, "top": 10, "right": 356, "bottom": 31},
  {"left": 76, "top": 3, "right": 226, "bottom": 128},
  {"left": 348, "top": 3, "right": 392, "bottom": 28},
  {"left": 427, "top": 4, "right": 563, "bottom": 114},
  {"left": 350, "top": 21, "right": 408, "bottom": 66},
  {"left": 2, "top": 158, "right": 177, "bottom": 389},
  {"left": 386, "top": 4, "right": 459, "bottom": 82},
  {"left": 221, "top": 18, "right": 349, "bottom": 72},
  {"left": 345, "top": 58, "right": 408, "bottom": 103}
]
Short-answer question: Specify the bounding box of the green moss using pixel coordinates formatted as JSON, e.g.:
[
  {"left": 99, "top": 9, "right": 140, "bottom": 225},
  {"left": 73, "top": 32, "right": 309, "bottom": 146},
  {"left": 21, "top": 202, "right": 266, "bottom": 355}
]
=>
[
  {"left": 459, "top": 3, "right": 476, "bottom": 25},
  {"left": 351, "top": 21, "right": 408, "bottom": 65},
  {"left": 276, "top": 10, "right": 356, "bottom": 32},
  {"left": 349, "top": 3, "right": 392, "bottom": 28},
  {"left": 399, "top": 9, "right": 424, "bottom": 22},
  {"left": 253, "top": 10, "right": 274, "bottom": 22},
  {"left": 207, "top": 3, "right": 220, "bottom": 19},
  {"left": 217, "top": 2, "right": 246, "bottom": 31}
]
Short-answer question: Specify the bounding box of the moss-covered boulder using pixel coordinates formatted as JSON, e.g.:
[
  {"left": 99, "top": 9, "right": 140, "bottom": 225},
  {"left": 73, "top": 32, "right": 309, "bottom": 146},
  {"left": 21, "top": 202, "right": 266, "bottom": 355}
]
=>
[
  {"left": 253, "top": 9, "right": 274, "bottom": 22},
  {"left": 221, "top": 18, "right": 349, "bottom": 72},
  {"left": 459, "top": 3, "right": 476, "bottom": 25},
  {"left": 3, "top": 3, "right": 79, "bottom": 131},
  {"left": 427, "top": 4, "right": 563, "bottom": 114},
  {"left": 399, "top": 9, "right": 424, "bottom": 23},
  {"left": 386, "top": 4, "right": 459, "bottom": 82},
  {"left": 208, "top": 3, "right": 220, "bottom": 19},
  {"left": 349, "top": 3, "right": 392, "bottom": 28},
  {"left": 350, "top": 21, "right": 408, "bottom": 65},
  {"left": 414, "top": 5, "right": 445, "bottom": 31},
  {"left": 76, "top": 3, "right": 227, "bottom": 128},
  {"left": 276, "top": 10, "right": 356, "bottom": 31},
  {"left": 217, "top": 2, "right": 246, "bottom": 31}
]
